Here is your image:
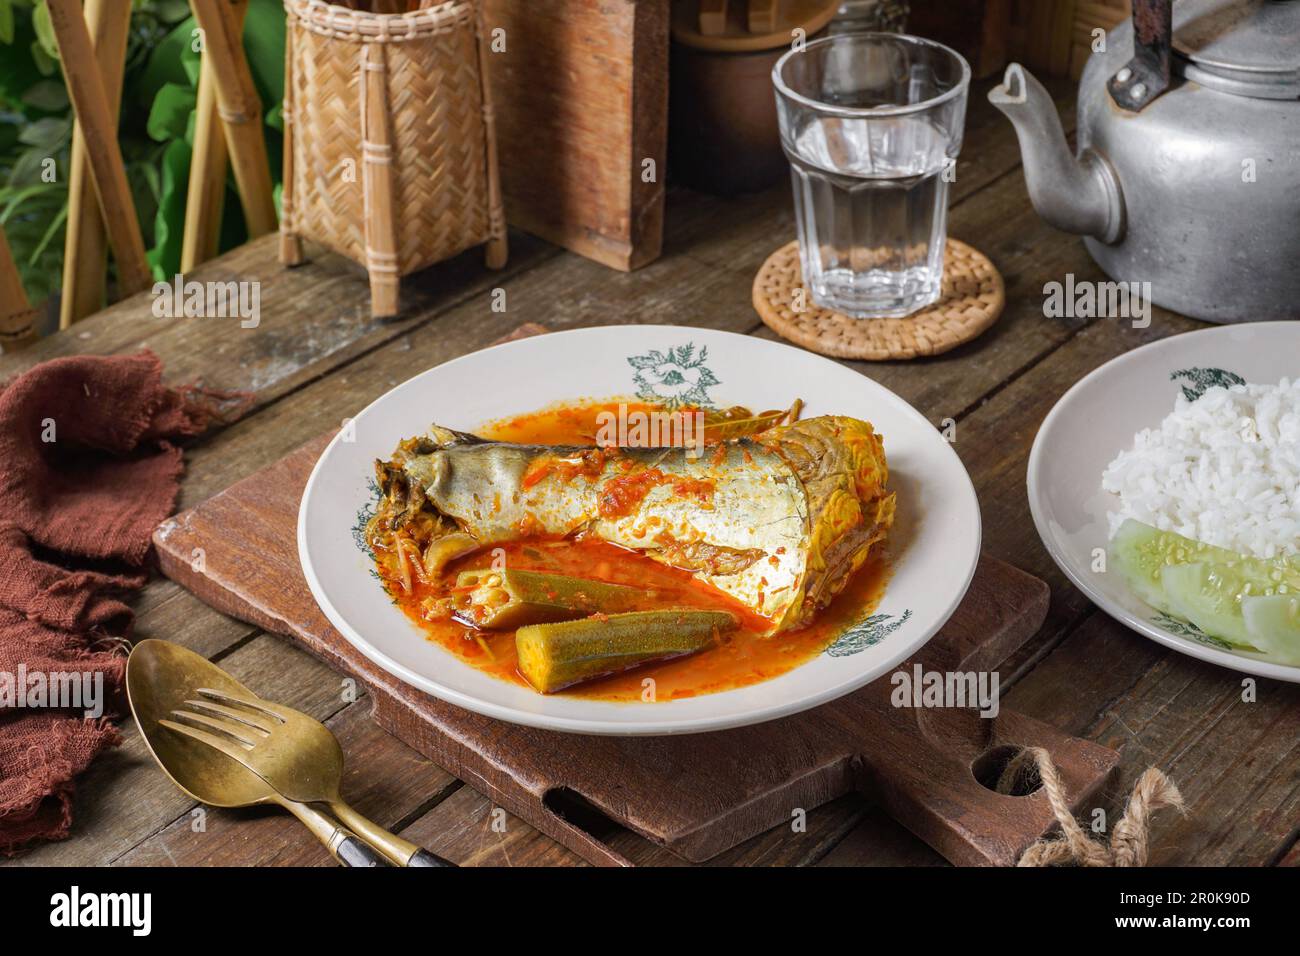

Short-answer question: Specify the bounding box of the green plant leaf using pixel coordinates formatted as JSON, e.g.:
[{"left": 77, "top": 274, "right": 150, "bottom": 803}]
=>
[
  {"left": 146, "top": 137, "right": 190, "bottom": 280},
  {"left": 16, "top": 113, "right": 67, "bottom": 149},
  {"left": 26, "top": 194, "right": 64, "bottom": 262},
  {"left": 31, "top": 0, "right": 55, "bottom": 61},
  {"left": 146, "top": 81, "right": 195, "bottom": 143},
  {"left": 133, "top": 16, "right": 196, "bottom": 108},
  {"left": 243, "top": 0, "right": 285, "bottom": 107},
  {"left": 29, "top": 38, "right": 55, "bottom": 75},
  {"left": 0, "top": 16, "right": 45, "bottom": 102},
  {"left": 0, "top": 121, "right": 19, "bottom": 156},
  {"left": 132, "top": 155, "right": 161, "bottom": 207},
  {"left": 179, "top": 36, "right": 200, "bottom": 87},
  {"left": 20, "top": 77, "right": 65, "bottom": 111},
  {"left": 153, "top": 0, "right": 192, "bottom": 24},
  {"left": 0, "top": 0, "right": 15, "bottom": 46},
  {"left": 5, "top": 147, "right": 58, "bottom": 188}
]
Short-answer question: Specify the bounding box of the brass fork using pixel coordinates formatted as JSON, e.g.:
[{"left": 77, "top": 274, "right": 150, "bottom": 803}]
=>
[{"left": 162, "top": 688, "right": 452, "bottom": 867}]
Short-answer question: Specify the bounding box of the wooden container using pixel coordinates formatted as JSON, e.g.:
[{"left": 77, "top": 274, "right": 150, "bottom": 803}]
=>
[
  {"left": 280, "top": 0, "right": 507, "bottom": 317},
  {"left": 669, "top": 0, "right": 841, "bottom": 197},
  {"left": 908, "top": 0, "right": 1010, "bottom": 78},
  {"left": 482, "top": 0, "right": 669, "bottom": 273}
]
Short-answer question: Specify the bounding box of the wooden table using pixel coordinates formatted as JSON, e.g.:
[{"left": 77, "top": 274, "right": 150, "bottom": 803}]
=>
[{"left": 5, "top": 75, "right": 1297, "bottom": 867}]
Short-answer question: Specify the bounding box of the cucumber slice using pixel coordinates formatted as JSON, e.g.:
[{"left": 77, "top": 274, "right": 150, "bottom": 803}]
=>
[
  {"left": 1160, "top": 562, "right": 1259, "bottom": 651},
  {"left": 1108, "top": 519, "right": 1188, "bottom": 610},
  {"left": 1242, "top": 595, "right": 1300, "bottom": 666},
  {"left": 1109, "top": 519, "right": 1300, "bottom": 656}
]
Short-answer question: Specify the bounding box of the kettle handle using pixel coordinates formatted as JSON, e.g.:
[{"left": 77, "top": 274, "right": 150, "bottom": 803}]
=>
[{"left": 1107, "top": 0, "right": 1174, "bottom": 112}]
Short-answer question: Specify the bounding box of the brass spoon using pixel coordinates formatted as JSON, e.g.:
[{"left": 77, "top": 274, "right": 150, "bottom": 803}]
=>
[
  {"left": 127, "top": 639, "right": 388, "bottom": 866},
  {"left": 127, "top": 639, "right": 452, "bottom": 867}
]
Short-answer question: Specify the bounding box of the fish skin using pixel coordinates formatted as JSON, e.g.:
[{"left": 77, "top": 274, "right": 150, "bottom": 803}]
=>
[{"left": 394, "top": 416, "right": 892, "bottom": 633}]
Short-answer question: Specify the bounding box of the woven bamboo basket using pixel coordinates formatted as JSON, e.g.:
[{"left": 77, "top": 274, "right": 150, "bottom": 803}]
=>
[{"left": 280, "top": 0, "right": 507, "bottom": 317}]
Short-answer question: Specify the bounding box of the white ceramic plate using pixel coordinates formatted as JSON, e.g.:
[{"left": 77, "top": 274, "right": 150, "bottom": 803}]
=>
[
  {"left": 1029, "top": 322, "right": 1300, "bottom": 683},
  {"left": 299, "top": 325, "right": 981, "bottom": 734}
]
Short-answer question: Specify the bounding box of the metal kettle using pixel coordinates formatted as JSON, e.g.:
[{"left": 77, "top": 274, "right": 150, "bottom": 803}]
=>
[{"left": 989, "top": 0, "right": 1300, "bottom": 323}]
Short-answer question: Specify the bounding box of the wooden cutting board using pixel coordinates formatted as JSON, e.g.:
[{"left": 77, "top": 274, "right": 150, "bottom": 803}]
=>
[
  {"left": 154, "top": 429, "right": 1118, "bottom": 867},
  {"left": 483, "top": 0, "right": 669, "bottom": 271}
]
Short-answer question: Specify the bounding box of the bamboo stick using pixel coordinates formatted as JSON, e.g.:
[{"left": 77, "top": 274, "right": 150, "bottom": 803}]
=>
[
  {"left": 361, "top": 42, "right": 399, "bottom": 316},
  {"left": 279, "top": 14, "right": 303, "bottom": 266},
  {"left": 475, "top": 4, "right": 507, "bottom": 270},
  {"left": 46, "top": 0, "right": 152, "bottom": 296},
  {"left": 189, "top": 0, "right": 278, "bottom": 238},
  {"left": 59, "top": 0, "right": 131, "bottom": 327},
  {"left": 181, "top": 57, "right": 230, "bottom": 271},
  {"left": 0, "top": 227, "right": 39, "bottom": 351}
]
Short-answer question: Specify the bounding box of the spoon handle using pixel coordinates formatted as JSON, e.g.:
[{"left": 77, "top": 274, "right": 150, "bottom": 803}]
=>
[
  {"left": 284, "top": 799, "right": 390, "bottom": 867},
  {"left": 333, "top": 832, "right": 392, "bottom": 868},
  {"left": 407, "top": 848, "right": 455, "bottom": 867},
  {"left": 329, "top": 799, "right": 456, "bottom": 867}
]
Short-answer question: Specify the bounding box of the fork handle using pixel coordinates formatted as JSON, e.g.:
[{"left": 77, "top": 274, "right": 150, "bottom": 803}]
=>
[
  {"left": 283, "top": 799, "right": 389, "bottom": 867},
  {"left": 334, "top": 832, "right": 391, "bottom": 868},
  {"left": 329, "top": 799, "right": 455, "bottom": 867},
  {"left": 408, "top": 848, "right": 454, "bottom": 868}
]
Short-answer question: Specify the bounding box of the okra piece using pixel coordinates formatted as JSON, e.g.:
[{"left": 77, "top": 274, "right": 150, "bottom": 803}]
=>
[
  {"left": 515, "top": 609, "right": 737, "bottom": 694},
  {"left": 452, "top": 569, "right": 646, "bottom": 629}
]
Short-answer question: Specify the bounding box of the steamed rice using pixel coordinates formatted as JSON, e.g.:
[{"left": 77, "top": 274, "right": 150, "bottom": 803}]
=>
[{"left": 1102, "top": 378, "right": 1300, "bottom": 559}]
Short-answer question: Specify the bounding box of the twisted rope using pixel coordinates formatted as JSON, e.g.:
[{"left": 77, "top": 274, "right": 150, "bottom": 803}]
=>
[{"left": 1001, "top": 746, "right": 1185, "bottom": 867}]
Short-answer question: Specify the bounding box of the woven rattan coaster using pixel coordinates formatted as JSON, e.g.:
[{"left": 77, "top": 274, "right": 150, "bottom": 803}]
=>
[{"left": 753, "top": 239, "right": 1005, "bottom": 360}]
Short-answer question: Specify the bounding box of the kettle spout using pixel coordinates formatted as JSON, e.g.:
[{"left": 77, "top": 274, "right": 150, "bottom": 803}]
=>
[{"left": 989, "top": 64, "right": 1125, "bottom": 245}]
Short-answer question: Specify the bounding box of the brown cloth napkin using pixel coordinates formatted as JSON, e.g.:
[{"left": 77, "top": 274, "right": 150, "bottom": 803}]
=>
[{"left": 0, "top": 351, "right": 224, "bottom": 854}]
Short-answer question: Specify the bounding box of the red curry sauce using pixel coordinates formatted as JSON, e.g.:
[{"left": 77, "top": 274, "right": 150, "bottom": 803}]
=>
[{"left": 381, "top": 400, "right": 890, "bottom": 701}]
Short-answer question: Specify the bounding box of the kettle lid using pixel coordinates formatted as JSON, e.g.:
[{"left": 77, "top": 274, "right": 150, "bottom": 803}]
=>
[{"left": 1174, "top": 0, "right": 1300, "bottom": 98}]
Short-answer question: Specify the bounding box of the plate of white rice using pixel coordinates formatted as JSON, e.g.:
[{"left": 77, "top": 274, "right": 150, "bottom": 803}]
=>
[{"left": 1028, "top": 322, "right": 1300, "bottom": 682}]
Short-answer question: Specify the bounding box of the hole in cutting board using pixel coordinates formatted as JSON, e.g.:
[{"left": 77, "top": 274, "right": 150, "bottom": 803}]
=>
[
  {"left": 971, "top": 745, "right": 1044, "bottom": 797},
  {"left": 542, "top": 787, "right": 626, "bottom": 842}
]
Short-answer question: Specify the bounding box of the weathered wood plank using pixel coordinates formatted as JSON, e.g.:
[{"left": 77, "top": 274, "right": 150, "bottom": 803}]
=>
[
  {"left": 815, "top": 808, "right": 949, "bottom": 867},
  {"left": 400, "top": 783, "right": 877, "bottom": 867},
  {"left": 129, "top": 580, "right": 258, "bottom": 661},
  {"left": 0, "top": 232, "right": 557, "bottom": 399},
  {"left": 399, "top": 784, "right": 588, "bottom": 868},
  {"left": 618, "top": 795, "right": 872, "bottom": 867},
  {"left": 1277, "top": 838, "right": 1300, "bottom": 867}
]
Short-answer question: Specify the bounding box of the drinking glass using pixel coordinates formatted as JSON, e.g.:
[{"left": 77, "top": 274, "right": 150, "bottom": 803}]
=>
[{"left": 773, "top": 33, "right": 970, "bottom": 318}]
